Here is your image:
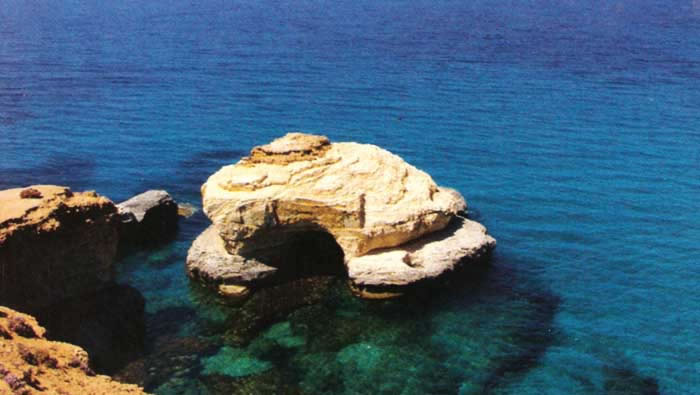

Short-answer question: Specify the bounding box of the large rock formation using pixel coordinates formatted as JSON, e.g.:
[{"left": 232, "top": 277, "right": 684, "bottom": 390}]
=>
[
  {"left": 0, "top": 306, "right": 147, "bottom": 394},
  {"left": 0, "top": 185, "right": 120, "bottom": 313},
  {"left": 187, "top": 133, "right": 496, "bottom": 298}
]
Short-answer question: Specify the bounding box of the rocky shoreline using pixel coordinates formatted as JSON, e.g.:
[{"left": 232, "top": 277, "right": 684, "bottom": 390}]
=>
[
  {"left": 0, "top": 133, "right": 495, "bottom": 392},
  {"left": 0, "top": 185, "right": 184, "bottom": 394}
]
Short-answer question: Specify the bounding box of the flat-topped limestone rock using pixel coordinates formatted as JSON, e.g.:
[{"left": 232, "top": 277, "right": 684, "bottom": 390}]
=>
[
  {"left": 0, "top": 185, "right": 120, "bottom": 312},
  {"left": 187, "top": 133, "right": 496, "bottom": 298}
]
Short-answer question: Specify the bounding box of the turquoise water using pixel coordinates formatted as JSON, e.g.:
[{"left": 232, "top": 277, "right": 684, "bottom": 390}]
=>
[{"left": 2, "top": 0, "right": 700, "bottom": 393}]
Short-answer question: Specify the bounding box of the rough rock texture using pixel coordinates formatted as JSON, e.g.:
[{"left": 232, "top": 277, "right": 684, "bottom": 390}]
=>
[
  {"left": 187, "top": 225, "right": 277, "bottom": 286},
  {"left": 347, "top": 216, "right": 496, "bottom": 298},
  {"left": 188, "top": 133, "right": 495, "bottom": 298},
  {"left": 0, "top": 185, "right": 120, "bottom": 313},
  {"left": 117, "top": 190, "right": 178, "bottom": 244},
  {"left": 0, "top": 306, "right": 147, "bottom": 395},
  {"left": 201, "top": 133, "right": 465, "bottom": 258}
]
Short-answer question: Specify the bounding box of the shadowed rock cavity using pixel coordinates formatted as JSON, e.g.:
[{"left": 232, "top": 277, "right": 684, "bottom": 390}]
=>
[
  {"left": 241, "top": 225, "right": 347, "bottom": 280},
  {"left": 187, "top": 133, "right": 496, "bottom": 300}
]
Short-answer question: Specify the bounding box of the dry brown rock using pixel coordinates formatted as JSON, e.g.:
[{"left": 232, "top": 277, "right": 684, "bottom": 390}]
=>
[
  {"left": 0, "top": 185, "right": 120, "bottom": 313},
  {"left": 0, "top": 306, "right": 147, "bottom": 395},
  {"left": 188, "top": 133, "right": 496, "bottom": 298}
]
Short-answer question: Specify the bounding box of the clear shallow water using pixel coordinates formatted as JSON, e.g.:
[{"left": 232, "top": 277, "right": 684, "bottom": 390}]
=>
[{"left": 2, "top": 0, "right": 700, "bottom": 393}]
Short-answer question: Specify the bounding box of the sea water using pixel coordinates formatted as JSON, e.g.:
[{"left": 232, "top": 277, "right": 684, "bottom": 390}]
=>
[{"left": 1, "top": 0, "right": 700, "bottom": 393}]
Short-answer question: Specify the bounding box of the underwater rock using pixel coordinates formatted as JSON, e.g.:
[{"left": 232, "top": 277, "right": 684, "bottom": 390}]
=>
[
  {"left": 201, "top": 346, "right": 273, "bottom": 378},
  {"left": 218, "top": 284, "right": 252, "bottom": 304},
  {"left": 225, "top": 276, "right": 336, "bottom": 346},
  {"left": 200, "top": 369, "right": 302, "bottom": 395},
  {"left": 0, "top": 306, "right": 147, "bottom": 394},
  {"left": 0, "top": 185, "right": 120, "bottom": 314},
  {"left": 188, "top": 133, "right": 495, "bottom": 298},
  {"left": 117, "top": 190, "right": 179, "bottom": 244},
  {"left": 603, "top": 366, "right": 660, "bottom": 395},
  {"left": 114, "top": 335, "right": 216, "bottom": 391}
]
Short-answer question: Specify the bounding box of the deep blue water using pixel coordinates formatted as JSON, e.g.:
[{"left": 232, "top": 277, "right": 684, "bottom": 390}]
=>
[{"left": 2, "top": 0, "right": 700, "bottom": 393}]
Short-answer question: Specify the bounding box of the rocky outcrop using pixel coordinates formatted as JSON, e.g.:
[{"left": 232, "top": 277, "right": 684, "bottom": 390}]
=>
[
  {"left": 187, "top": 133, "right": 496, "bottom": 298},
  {"left": 0, "top": 185, "right": 120, "bottom": 313},
  {"left": 0, "top": 186, "right": 146, "bottom": 374},
  {"left": 117, "top": 190, "right": 179, "bottom": 244},
  {"left": 347, "top": 216, "right": 495, "bottom": 298},
  {"left": 0, "top": 306, "right": 147, "bottom": 395}
]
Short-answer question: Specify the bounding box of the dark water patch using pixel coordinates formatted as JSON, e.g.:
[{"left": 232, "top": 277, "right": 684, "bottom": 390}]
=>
[
  {"left": 118, "top": 241, "right": 182, "bottom": 269},
  {"left": 604, "top": 365, "right": 660, "bottom": 395},
  {"left": 36, "top": 283, "right": 145, "bottom": 375},
  {"left": 145, "top": 306, "right": 198, "bottom": 342},
  {"left": 481, "top": 291, "right": 561, "bottom": 392}
]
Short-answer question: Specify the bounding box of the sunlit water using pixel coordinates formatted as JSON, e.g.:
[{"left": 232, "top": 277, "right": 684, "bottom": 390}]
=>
[{"left": 2, "top": 1, "right": 700, "bottom": 393}]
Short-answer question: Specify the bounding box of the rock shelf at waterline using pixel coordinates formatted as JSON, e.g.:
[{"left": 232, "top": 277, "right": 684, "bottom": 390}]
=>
[{"left": 187, "top": 133, "right": 496, "bottom": 298}]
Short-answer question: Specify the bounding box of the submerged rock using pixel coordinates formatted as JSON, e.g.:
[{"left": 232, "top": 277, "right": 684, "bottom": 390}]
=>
[
  {"left": 224, "top": 276, "right": 337, "bottom": 346},
  {"left": 603, "top": 366, "right": 660, "bottom": 395},
  {"left": 117, "top": 190, "right": 179, "bottom": 244},
  {"left": 187, "top": 133, "right": 496, "bottom": 298},
  {"left": 114, "top": 335, "right": 216, "bottom": 391},
  {"left": 0, "top": 185, "right": 120, "bottom": 313},
  {"left": 0, "top": 306, "right": 147, "bottom": 394}
]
